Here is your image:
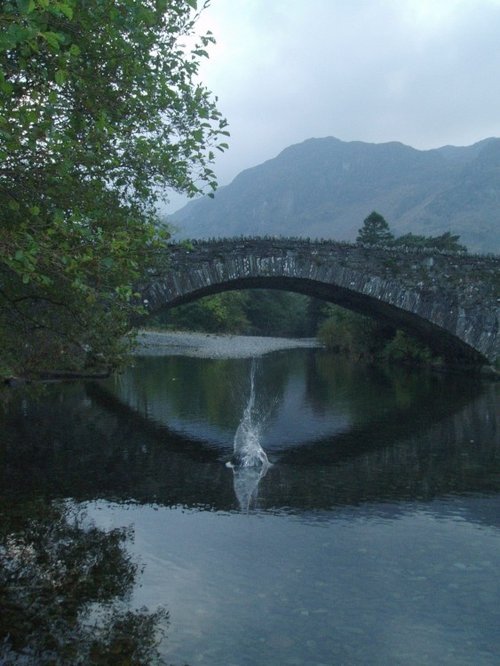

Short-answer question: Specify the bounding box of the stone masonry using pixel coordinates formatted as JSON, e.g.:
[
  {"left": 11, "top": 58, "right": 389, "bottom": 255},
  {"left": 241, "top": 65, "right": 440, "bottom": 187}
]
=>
[{"left": 138, "top": 239, "right": 500, "bottom": 365}]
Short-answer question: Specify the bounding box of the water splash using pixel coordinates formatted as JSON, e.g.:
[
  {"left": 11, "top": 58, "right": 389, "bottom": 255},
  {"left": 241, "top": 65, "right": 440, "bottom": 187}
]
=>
[
  {"left": 227, "top": 359, "right": 270, "bottom": 511},
  {"left": 231, "top": 465, "right": 269, "bottom": 513},
  {"left": 229, "top": 359, "right": 270, "bottom": 469}
]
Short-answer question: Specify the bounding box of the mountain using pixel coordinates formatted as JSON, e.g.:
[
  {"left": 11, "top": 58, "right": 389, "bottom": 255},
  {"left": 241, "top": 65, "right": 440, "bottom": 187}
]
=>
[{"left": 170, "top": 137, "right": 500, "bottom": 253}]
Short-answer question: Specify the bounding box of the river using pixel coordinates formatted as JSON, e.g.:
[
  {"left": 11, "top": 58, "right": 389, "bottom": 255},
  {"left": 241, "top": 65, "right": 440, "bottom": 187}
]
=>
[{"left": 1, "top": 335, "right": 499, "bottom": 665}]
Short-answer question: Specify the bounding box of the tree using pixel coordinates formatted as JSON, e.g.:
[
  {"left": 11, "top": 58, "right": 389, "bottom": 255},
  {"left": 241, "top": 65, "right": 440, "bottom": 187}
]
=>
[
  {"left": 0, "top": 501, "right": 168, "bottom": 663},
  {"left": 317, "top": 304, "right": 392, "bottom": 360},
  {"left": 153, "top": 289, "right": 314, "bottom": 337},
  {"left": 155, "top": 291, "right": 250, "bottom": 333},
  {"left": 0, "top": 0, "right": 228, "bottom": 376},
  {"left": 356, "top": 211, "right": 394, "bottom": 246},
  {"left": 244, "top": 290, "right": 310, "bottom": 337}
]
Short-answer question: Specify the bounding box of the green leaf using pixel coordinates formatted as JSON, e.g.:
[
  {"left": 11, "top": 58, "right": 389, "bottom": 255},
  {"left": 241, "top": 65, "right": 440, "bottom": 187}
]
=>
[
  {"left": 3, "top": 25, "right": 31, "bottom": 49},
  {"left": 55, "top": 69, "right": 67, "bottom": 85},
  {"left": 0, "top": 75, "right": 13, "bottom": 94},
  {"left": 41, "top": 32, "right": 64, "bottom": 50},
  {"left": 58, "top": 2, "right": 74, "bottom": 19},
  {"left": 16, "top": 0, "right": 36, "bottom": 14}
]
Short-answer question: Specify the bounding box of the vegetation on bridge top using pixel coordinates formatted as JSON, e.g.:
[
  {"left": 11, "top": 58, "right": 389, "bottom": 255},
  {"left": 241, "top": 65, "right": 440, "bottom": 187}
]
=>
[{"left": 171, "top": 234, "right": 499, "bottom": 260}]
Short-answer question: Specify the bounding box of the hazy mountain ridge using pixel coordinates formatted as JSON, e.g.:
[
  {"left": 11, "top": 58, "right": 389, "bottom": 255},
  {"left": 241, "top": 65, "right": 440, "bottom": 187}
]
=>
[{"left": 171, "top": 137, "right": 500, "bottom": 253}]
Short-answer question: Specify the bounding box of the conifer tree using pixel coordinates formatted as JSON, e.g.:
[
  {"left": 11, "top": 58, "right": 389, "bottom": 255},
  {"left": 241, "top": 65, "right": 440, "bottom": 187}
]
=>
[{"left": 356, "top": 211, "right": 394, "bottom": 246}]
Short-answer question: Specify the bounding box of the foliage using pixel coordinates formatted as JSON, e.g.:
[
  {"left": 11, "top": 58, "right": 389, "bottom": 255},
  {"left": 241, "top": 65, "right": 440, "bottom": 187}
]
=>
[
  {"left": 153, "top": 289, "right": 314, "bottom": 337},
  {"left": 317, "top": 305, "right": 391, "bottom": 360},
  {"left": 382, "top": 330, "right": 438, "bottom": 365},
  {"left": 393, "top": 231, "right": 467, "bottom": 253},
  {"left": 356, "top": 211, "right": 394, "bottom": 246},
  {"left": 155, "top": 291, "right": 443, "bottom": 368},
  {"left": 356, "top": 212, "right": 467, "bottom": 253},
  {"left": 304, "top": 296, "right": 328, "bottom": 336},
  {"left": 154, "top": 291, "right": 250, "bottom": 333},
  {"left": 0, "top": 0, "right": 228, "bottom": 376},
  {"left": 318, "top": 305, "right": 442, "bottom": 367},
  {"left": 0, "top": 500, "right": 168, "bottom": 664},
  {"left": 244, "top": 290, "right": 312, "bottom": 337}
]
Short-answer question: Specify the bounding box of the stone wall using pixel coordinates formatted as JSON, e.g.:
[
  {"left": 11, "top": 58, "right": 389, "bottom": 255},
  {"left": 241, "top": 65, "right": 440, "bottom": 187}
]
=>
[{"left": 139, "top": 239, "right": 500, "bottom": 365}]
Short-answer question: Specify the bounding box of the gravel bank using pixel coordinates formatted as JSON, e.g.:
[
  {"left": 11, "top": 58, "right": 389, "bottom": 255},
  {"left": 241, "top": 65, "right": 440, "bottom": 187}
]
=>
[{"left": 134, "top": 330, "right": 321, "bottom": 359}]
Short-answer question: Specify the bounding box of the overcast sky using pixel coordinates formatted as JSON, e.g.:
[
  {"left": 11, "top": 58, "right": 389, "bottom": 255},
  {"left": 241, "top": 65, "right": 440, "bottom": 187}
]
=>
[{"left": 165, "top": 0, "right": 500, "bottom": 211}]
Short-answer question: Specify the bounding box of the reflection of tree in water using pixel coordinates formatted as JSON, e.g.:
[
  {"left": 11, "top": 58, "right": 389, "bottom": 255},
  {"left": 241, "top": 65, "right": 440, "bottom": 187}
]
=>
[
  {"left": 115, "top": 355, "right": 249, "bottom": 430},
  {"left": 308, "top": 350, "right": 480, "bottom": 422},
  {"left": 0, "top": 500, "right": 167, "bottom": 665},
  {"left": 111, "top": 352, "right": 300, "bottom": 436}
]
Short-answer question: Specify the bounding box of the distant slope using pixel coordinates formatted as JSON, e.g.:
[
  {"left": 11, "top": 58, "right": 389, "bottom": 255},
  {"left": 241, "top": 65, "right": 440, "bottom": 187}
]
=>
[{"left": 170, "top": 136, "right": 500, "bottom": 253}]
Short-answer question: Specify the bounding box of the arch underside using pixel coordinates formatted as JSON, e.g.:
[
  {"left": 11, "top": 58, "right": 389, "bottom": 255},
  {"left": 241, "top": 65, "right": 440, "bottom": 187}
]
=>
[{"left": 149, "top": 274, "right": 488, "bottom": 365}]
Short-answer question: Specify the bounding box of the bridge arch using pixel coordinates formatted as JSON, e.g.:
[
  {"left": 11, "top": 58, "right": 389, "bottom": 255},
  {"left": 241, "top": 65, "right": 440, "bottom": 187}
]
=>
[{"left": 138, "top": 239, "right": 500, "bottom": 366}]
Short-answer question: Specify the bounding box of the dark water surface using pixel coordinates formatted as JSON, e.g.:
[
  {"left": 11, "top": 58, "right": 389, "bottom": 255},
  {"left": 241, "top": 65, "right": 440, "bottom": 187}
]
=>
[{"left": 1, "top": 348, "right": 499, "bottom": 665}]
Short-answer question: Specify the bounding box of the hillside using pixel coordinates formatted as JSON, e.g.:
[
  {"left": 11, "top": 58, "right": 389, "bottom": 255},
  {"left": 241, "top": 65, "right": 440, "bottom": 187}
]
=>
[{"left": 170, "top": 137, "right": 500, "bottom": 253}]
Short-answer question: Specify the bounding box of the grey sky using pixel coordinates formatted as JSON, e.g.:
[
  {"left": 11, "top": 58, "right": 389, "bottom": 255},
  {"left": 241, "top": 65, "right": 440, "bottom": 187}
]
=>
[{"left": 165, "top": 0, "right": 500, "bottom": 212}]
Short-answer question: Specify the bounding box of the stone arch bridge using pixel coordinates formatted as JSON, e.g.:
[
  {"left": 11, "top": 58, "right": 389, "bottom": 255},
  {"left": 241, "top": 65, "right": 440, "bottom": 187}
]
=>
[{"left": 138, "top": 238, "right": 500, "bottom": 366}]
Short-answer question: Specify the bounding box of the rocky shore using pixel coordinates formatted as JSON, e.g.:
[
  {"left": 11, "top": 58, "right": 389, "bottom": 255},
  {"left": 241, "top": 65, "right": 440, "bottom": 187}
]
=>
[{"left": 134, "top": 330, "right": 321, "bottom": 359}]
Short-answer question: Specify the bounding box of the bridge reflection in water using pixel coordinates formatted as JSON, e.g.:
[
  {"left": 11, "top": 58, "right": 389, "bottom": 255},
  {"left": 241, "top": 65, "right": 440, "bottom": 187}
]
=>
[{"left": 2, "top": 349, "right": 499, "bottom": 522}]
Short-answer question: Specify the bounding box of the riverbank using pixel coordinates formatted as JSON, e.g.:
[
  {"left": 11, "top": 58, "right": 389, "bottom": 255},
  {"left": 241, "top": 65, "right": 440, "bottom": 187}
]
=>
[
  {"left": 133, "top": 330, "right": 321, "bottom": 359},
  {"left": 3, "top": 330, "right": 495, "bottom": 385}
]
